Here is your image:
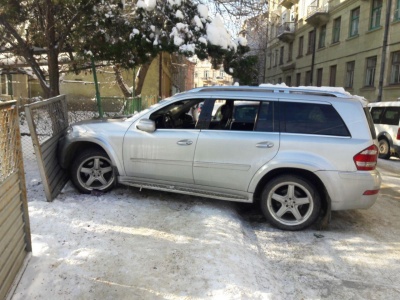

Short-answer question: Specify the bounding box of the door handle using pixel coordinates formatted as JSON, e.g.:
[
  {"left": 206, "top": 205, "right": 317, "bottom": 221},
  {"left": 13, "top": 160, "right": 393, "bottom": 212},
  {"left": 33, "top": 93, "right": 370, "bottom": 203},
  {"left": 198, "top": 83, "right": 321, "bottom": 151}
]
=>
[
  {"left": 256, "top": 141, "right": 274, "bottom": 148},
  {"left": 177, "top": 139, "right": 193, "bottom": 145}
]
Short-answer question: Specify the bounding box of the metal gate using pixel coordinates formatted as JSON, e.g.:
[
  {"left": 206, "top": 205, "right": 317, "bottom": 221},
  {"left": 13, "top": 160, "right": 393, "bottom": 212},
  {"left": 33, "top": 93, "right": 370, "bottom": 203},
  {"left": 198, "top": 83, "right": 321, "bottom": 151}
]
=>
[
  {"left": 25, "top": 95, "right": 69, "bottom": 202},
  {"left": 0, "top": 101, "right": 32, "bottom": 299}
]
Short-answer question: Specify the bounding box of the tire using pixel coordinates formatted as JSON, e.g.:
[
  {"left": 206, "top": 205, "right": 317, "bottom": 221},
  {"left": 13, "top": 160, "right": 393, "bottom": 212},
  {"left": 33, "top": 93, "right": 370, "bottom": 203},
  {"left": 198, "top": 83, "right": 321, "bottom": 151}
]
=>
[
  {"left": 378, "top": 138, "right": 391, "bottom": 159},
  {"left": 261, "top": 175, "right": 321, "bottom": 231},
  {"left": 70, "top": 148, "right": 116, "bottom": 194}
]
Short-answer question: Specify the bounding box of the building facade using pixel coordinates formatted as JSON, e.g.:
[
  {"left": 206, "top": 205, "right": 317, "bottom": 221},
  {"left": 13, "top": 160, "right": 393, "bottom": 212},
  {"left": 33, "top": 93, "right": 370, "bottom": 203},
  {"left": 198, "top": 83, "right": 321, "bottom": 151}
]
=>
[
  {"left": 193, "top": 57, "right": 234, "bottom": 87},
  {"left": 265, "top": 0, "right": 400, "bottom": 102}
]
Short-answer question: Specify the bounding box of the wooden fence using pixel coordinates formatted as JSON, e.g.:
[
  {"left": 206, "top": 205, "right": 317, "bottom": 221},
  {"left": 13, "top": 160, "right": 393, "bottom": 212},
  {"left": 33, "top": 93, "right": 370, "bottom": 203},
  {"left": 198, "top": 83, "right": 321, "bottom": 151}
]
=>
[{"left": 0, "top": 101, "right": 32, "bottom": 299}]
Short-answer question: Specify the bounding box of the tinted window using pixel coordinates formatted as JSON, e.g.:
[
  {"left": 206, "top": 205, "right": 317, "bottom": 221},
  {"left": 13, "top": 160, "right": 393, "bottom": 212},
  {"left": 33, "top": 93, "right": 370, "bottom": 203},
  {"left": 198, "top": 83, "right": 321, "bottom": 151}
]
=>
[
  {"left": 283, "top": 102, "right": 350, "bottom": 136},
  {"left": 255, "top": 101, "right": 275, "bottom": 132},
  {"left": 381, "top": 107, "right": 400, "bottom": 125},
  {"left": 208, "top": 100, "right": 260, "bottom": 131},
  {"left": 370, "top": 107, "right": 385, "bottom": 123}
]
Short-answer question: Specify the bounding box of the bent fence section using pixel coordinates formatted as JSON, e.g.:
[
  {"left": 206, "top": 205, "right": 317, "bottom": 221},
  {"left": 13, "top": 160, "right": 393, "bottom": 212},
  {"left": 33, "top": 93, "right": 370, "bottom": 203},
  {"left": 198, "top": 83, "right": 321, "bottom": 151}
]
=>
[
  {"left": 0, "top": 101, "right": 32, "bottom": 299},
  {"left": 25, "top": 95, "right": 69, "bottom": 202}
]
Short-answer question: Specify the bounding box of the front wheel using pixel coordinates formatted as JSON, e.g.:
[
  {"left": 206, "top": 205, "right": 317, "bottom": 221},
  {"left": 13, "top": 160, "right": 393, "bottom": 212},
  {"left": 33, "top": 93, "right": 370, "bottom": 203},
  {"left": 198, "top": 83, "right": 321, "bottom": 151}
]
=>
[
  {"left": 261, "top": 175, "right": 321, "bottom": 231},
  {"left": 70, "top": 149, "right": 116, "bottom": 194}
]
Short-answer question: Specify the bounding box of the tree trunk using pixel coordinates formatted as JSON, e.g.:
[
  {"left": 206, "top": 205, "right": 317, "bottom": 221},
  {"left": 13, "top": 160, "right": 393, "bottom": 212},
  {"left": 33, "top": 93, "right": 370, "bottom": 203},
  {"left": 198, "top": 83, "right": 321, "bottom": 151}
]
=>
[
  {"left": 135, "top": 61, "right": 152, "bottom": 96},
  {"left": 46, "top": 0, "right": 60, "bottom": 97},
  {"left": 113, "top": 65, "right": 132, "bottom": 98}
]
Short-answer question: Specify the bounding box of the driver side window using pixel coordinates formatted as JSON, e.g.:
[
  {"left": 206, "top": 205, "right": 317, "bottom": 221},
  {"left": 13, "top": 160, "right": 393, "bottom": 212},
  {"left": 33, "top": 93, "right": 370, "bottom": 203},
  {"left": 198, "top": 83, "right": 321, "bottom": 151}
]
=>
[{"left": 149, "top": 99, "right": 204, "bottom": 129}]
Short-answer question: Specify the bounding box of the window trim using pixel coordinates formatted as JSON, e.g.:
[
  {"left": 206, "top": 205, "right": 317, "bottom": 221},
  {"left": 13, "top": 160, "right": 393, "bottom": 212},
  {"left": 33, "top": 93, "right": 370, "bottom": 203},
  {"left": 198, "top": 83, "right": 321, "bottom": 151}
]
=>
[
  {"left": 370, "top": 0, "right": 382, "bottom": 30},
  {"left": 318, "top": 25, "right": 326, "bottom": 49},
  {"left": 332, "top": 17, "right": 341, "bottom": 44},
  {"left": 345, "top": 61, "right": 355, "bottom": 88},
  {"left": 365, "top": 56, "right": 377, "bottom": 87},
  {"left": 390, "top": 51, "right": 400, "bottom": 84}
]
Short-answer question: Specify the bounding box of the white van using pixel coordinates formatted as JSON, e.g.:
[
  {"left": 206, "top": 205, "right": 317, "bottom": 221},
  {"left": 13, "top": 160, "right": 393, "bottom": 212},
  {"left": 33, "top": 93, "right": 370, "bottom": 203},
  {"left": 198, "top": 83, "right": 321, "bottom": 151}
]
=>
[{"left": 368, "top": 102, "right": 400, "bottom": 159}]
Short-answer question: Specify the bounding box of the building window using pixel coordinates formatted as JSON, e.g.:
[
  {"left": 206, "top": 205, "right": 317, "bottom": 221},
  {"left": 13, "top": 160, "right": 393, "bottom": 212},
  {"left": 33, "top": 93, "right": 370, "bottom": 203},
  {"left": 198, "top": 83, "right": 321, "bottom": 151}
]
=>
[
  {"left": 345, "top": 61, "right": 355, "bottom": 88},
  {"left": 329, "top": 65, "right": 337, "bottom": 86},
  {"left": 307, "top": 30, "right": 315, "bottom": 54},
  {"left": 390, "top": 51, "right": 400, "bottom": 84},
  {"left": 296, "top": 73, "right": 301, "bottom": 86},
  {"left": 279, "top": 46, "right": 284, "bottom": 65},
  {"left": 332, "top": 17, "right": 341, "bottom": 44},
  {"left": 195, "top": 72, "right": 198, "bottom": 78},
  {"left": 298, "top": 36, "right": 304, "bottom": 57},
  {"left": 278, "top": 77, "right": 282, "bottom": 84},
  {"left": 365, "top": 56, "right": 377, "bottom": 87},
  {"left": 305, "top": 71, "right": 311, "bottom": 86},
  {"left": 370, "top": 0, "right": 382, "bottom": 29},
  {"left": 318, "top": 25, "right": 326, "bottom": 49},
  {"left": 274, "top": 50, "right": 278, "bottom": 67},
  {"left": 204, "top": 70, "right": 209, "bottom": 78},
  {"left": 0, "top": 74, "right": 9, "bottom": 95},
  {"left": 285, "top": 76, "right": 292, "bottom": 87},
  {"left": 349, "top": 7, "right": 360, "bottom": 37},
  {"left": 288, "top": 42, "right": 293, "bottom": 62},
  {"left": 317, "top": 68, "right": 323, "bottom": 87},
  {"left": 219, "top": 70, "right": 225, "bottom": 78},
  {"left": 395, "top": 0, "right": 400, "bottom": 21}
]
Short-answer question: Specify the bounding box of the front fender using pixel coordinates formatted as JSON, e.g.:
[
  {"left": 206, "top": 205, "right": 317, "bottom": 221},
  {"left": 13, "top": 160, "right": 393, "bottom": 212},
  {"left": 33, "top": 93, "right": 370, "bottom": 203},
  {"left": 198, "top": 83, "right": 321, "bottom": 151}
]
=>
[{"left": 59, "top": 133, "right": 126, "bottom": 177}]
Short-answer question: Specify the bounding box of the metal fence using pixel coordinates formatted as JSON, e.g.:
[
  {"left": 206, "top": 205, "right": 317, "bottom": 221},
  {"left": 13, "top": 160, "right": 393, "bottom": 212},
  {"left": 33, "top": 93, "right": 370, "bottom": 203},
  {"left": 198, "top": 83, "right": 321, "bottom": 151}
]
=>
[
  {"left": 0, "top": 101, "right": 32, "bottom": 299},
  {"left": 24, "top": 96, "right": 70, "bottom": 202}
]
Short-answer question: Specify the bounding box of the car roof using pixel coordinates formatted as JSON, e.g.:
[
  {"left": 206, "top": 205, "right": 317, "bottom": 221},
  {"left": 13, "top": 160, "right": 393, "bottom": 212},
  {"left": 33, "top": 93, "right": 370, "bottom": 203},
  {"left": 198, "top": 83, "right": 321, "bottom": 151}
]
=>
[{"left": 368, "top": 101, "right": 400, "bottom": 107}]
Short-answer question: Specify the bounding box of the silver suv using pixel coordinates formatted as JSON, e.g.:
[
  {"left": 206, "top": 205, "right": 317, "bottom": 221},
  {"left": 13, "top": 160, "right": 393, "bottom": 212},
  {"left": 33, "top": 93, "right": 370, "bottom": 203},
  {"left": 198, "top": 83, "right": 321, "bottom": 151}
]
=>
[{"left": 59, "top": 86, "right": 381, "bottom": 230}]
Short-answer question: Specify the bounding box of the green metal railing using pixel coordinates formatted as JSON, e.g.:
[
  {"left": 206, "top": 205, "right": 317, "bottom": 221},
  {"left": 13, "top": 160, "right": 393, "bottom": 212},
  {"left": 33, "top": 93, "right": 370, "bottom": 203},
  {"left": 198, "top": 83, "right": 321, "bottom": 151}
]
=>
[{"left": 99, "top": 95, "right": 160, "bottom": 116}]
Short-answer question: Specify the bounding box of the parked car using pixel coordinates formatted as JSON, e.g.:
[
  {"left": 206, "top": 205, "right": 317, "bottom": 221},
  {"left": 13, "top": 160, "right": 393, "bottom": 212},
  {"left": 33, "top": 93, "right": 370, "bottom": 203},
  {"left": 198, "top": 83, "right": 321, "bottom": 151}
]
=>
[
  {"left": 368, "top": 101, "right": 400, "bottom": 159},
  {"left": 59, "top": 85, "right": 381, "bottom": 230}
]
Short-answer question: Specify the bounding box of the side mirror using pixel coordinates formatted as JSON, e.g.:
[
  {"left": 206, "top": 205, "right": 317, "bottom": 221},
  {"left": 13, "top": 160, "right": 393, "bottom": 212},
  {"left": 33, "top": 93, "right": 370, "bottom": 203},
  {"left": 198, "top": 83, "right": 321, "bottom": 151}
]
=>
[{"left": 136, "top": 119, "right": 156, "bottom": 133}]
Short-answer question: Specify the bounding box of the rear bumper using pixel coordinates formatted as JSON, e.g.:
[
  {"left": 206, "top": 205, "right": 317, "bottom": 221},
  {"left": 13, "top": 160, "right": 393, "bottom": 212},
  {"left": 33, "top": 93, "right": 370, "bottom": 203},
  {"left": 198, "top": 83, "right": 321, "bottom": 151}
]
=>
[{"left": 316, "top": 170, "right": 381, "bottom": 211}]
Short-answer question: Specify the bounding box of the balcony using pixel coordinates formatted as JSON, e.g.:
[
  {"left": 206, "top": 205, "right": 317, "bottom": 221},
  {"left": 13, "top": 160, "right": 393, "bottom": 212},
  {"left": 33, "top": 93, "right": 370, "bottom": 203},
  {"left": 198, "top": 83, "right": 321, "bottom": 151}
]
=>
[
  {"left": 306, "top": 0, "right": 330, "bottom": 27},
  {"left": 279, "top": 0, "right": 299, "bottom": 9},
  {"left": 277, "top": 22, "right": 297, "bottom": 43}
]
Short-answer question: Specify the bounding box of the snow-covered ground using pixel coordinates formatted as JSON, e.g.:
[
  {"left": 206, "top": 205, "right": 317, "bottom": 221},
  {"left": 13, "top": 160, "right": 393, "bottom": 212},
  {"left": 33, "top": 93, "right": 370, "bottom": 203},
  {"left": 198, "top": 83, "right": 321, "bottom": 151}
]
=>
[{"left": 9, "top": 156, "right": 400, "bottom": 299}]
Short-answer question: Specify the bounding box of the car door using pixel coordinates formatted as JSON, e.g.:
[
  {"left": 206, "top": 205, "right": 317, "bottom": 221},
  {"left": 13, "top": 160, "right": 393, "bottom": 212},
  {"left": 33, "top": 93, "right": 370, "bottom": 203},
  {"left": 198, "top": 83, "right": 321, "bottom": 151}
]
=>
[
  {"left": 193, "top": 99, "right": 280, "bottom": 192},
  {"left": 123, "top": 99, "right": 202, "bottom": 184}
]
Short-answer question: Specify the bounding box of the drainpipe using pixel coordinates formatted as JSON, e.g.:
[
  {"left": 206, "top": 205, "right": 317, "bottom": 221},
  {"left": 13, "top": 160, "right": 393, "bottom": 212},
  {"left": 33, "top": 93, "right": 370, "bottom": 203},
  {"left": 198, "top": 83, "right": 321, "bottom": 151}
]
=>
[
  {"left": 310, "top": 26, "right": 317, "bottom": 86},
  {"left": 159, "top": 53, "right": 162, "bottom": 98},
  {"left": 377, "top": 0, "right": 392, "bottom": 102}
]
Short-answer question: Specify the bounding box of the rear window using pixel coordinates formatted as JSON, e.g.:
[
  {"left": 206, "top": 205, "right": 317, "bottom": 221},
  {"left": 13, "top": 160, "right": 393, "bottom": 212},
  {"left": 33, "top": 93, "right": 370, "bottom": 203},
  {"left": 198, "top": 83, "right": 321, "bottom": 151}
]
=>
[{"left": 282, "top": 102, "right": 350, "bottom": 136}]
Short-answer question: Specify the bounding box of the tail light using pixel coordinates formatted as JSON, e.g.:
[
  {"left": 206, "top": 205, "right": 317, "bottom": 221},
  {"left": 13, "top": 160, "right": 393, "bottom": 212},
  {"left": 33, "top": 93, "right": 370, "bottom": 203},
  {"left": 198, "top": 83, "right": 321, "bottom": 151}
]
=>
[
  {"left": 353, "top": 145, "right": 378, "bottom": 171},
  {"left": 397, "top": 128, "right": 400, "bottom": 140}
]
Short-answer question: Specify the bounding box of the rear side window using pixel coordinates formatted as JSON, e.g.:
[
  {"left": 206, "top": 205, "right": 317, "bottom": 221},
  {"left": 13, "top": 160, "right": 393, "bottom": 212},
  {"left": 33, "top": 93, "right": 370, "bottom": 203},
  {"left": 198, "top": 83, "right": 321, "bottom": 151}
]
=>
[
  {"left": 381, "top": 107, "right": 400, "bottom": 125},
  {"left": 282, "top": 102, "right": 350, "bottom": 136}
]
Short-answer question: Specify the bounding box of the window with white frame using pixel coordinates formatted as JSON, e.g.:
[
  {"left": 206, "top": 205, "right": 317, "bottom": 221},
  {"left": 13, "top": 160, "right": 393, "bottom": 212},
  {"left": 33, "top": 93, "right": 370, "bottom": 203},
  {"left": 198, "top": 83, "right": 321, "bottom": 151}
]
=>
[
  {"left": 365, "top": 56, "right": 377, "bottom": 86},
  {"left": 390, "top": 51, "right": 400, "bottom": 84}
]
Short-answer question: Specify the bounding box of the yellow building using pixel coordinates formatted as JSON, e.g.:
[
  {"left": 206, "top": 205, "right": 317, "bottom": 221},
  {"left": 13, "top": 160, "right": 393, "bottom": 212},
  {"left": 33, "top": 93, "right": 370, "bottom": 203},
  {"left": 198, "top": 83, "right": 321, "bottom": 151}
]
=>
[{"left": 265, "top": 0, "right": 400, "bottom": 102}]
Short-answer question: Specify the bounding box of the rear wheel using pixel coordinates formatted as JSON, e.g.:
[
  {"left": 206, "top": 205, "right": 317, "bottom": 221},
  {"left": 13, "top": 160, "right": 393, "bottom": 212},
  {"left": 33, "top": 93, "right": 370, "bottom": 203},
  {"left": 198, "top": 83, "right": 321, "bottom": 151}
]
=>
[
  {"left": 378, "top": 138, "right": 390, "bottom": 159},
  {"left": 70, "top": 149, "right": 116, "bottom": 194},
  {"left": 261, "top": 175, "right": 321, "bottom": 231}
]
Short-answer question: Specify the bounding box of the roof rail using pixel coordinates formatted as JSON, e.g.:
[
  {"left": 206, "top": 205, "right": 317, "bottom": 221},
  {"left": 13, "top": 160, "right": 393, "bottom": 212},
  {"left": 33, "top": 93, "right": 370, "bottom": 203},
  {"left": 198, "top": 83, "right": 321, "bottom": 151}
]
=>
[{"left": 188, "top": 85, "right": 351, "bottom": 98}]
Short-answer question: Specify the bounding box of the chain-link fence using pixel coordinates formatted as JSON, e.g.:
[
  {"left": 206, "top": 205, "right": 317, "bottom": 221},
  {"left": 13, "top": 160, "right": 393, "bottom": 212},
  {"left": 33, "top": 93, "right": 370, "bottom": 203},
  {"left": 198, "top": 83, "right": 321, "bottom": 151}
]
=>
[{"left": 17, "top": 95, "right": 160, "bottom": 161}]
